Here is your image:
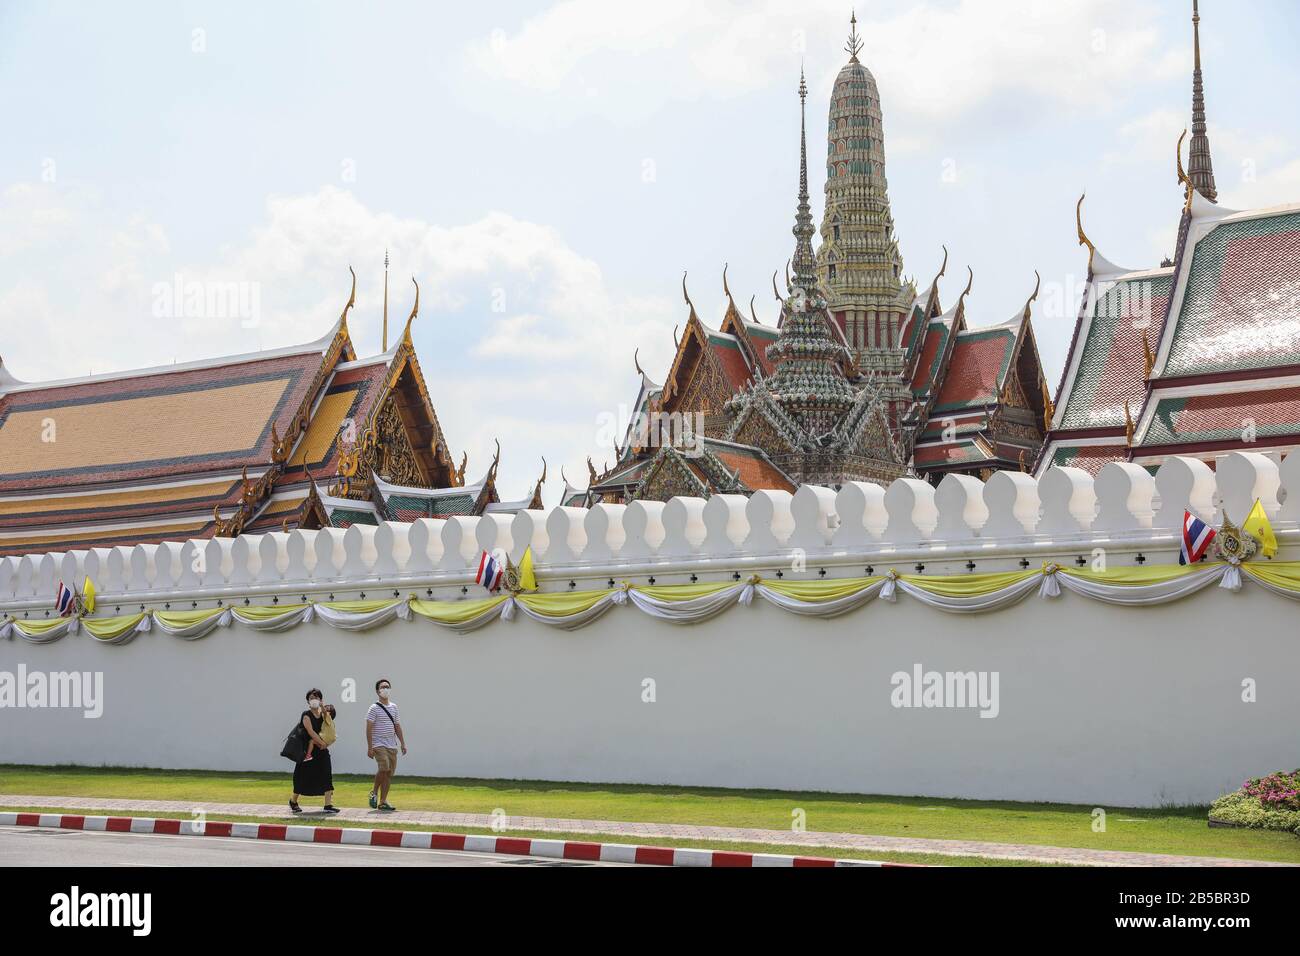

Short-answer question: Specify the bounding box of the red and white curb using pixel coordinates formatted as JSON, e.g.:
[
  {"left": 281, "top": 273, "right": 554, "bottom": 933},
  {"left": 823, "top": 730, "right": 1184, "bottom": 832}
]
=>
[{"left": 0, "top": 812, "right": 915, "bottom": 867}]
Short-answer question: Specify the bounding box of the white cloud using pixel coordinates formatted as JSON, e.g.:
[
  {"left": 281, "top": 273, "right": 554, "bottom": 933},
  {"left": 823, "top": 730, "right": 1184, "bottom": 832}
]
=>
[
  {"left": 0, "top": 183, "right": 678, "bottom": 497},
  {"left": 1102, "top": 107, "right": 1300, "bottom": 210},
  {"left": 465, "top": 0, "right": 1171, "bottom": 130}
]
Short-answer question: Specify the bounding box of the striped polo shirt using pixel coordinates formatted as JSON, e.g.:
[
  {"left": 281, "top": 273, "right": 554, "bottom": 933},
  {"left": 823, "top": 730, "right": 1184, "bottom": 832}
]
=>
[{"left": 366, "top": 701, "right": 401, "bottom": 748}]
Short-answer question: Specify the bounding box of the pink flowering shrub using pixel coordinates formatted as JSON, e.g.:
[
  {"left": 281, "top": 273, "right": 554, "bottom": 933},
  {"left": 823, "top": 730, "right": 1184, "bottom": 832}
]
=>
[{"left": 1241, "top": 770, "right": 1300, "bottom": 811}]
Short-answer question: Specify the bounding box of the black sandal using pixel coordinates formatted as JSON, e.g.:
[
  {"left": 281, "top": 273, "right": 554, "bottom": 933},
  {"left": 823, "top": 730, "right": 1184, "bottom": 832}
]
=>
[{"left": 289, "top": 799, "right": 301, "bottom": 814}]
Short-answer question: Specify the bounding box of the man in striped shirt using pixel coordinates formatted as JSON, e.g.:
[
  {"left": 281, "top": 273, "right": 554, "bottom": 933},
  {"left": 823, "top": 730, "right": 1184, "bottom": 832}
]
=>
[{"left": 366, "top": 678, "right": 407, "bottom": 811}]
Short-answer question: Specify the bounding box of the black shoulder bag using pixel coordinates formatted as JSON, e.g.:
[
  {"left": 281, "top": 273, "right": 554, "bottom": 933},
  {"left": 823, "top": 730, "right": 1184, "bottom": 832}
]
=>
[{"left": 280, "top": 717, "right": 310, "bottom": 763}]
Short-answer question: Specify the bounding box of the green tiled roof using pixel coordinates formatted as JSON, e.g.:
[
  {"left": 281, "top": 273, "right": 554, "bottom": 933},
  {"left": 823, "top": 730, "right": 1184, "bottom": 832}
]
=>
[
  {"left": 328, "top": 508, "right": 378, "bottom": 528},
  {"left": 1164, "top": 211, "right": 1300, "bottom": 376},
  {"left": 1060, "top": 273, "right": 1172, "bottom": 430},
  {"left": 1140, "top": 386, "right": 1300, "bottom": 446}
]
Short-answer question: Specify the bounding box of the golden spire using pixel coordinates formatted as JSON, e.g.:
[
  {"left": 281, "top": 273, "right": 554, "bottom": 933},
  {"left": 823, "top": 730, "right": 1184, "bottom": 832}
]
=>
[
  {"left": 682, "top": 271, "right": 698, "bottom": 323},
  {"left": 1123, "top": 401, "right": 1135, "bottom": 446},
  {"left": 382, "top": 249, "right": 389, "bottom": 352}
]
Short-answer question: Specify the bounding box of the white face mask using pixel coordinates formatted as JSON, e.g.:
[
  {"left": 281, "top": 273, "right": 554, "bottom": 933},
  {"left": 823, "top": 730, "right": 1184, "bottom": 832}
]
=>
[
  {"left": 308, "top": 698, "right": 322, "bottom": 710},
  {"left": 378, "top": 687, "right": 390, "bottom": 699}
]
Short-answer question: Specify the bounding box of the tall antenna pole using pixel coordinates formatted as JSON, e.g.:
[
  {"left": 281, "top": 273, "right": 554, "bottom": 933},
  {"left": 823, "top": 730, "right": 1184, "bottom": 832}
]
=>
[{"left": 382, "top": 248, "right": 390, "bottom": 351}]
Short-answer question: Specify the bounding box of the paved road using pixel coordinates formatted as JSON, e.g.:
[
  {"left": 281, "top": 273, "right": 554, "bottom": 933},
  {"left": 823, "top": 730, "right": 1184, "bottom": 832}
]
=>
[{"left": 0, "top": 826, "right": 626, "bottom": 867}]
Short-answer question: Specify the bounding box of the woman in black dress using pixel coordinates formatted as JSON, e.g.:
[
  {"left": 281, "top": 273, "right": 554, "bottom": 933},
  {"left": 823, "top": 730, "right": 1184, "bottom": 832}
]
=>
[{"left": 290, "top": 688, "right": 339, "bottom": 814}]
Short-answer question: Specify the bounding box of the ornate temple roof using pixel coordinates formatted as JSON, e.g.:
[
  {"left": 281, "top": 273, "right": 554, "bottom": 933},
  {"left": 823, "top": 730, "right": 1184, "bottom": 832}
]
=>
[
  {"left": 1043, "top": 6, "right": 1300, "bottom": 473},
  {"left": 0, "top": 272, "right": 473, "bottom": 552}
]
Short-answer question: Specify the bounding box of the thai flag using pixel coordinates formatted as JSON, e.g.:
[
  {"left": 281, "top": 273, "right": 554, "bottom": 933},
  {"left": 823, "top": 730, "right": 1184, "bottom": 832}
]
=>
[
  {"left": 1179, "top": 511, "right": 1216, "bottom": 565},
  {"left": 55, "top": 580, "right": 76, "bottom": 617},
  {"left": 475, "top": 551, "right": 504, "bottom": 592}
]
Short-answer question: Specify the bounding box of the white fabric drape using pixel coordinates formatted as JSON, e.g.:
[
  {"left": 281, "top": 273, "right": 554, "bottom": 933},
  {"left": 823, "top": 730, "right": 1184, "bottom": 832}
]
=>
[
  {"left": 230, "top": 605, "right": 314, "bottom": 632},
  {"left": 151, "top": 608, "right": 233, "bottom": 640},
  {"left": 627, "top": 584, "right": 748, "bottom": 624},
  {"left": 1057, "top": 565, "right": 1227, "bottom": 606},
  {"left": 512, "top": 595, "right": 622, "bottom": 631},
  {"left": 895, "top": 575, "right": 1043, "bottom": 614},
  {"left": 312, "top": 600, "right": 407, "bottom": 632}
]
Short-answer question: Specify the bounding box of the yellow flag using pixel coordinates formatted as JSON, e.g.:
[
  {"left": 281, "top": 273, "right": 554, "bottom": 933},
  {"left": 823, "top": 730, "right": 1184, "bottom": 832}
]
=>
[
  {"left": 519, "top": 547, "right": 538, "bottom": 592},
  {"left": 1243, "top": 498, "right": 1277, "bottom": 558},
  {"left": 82, "top": 576, "right": 96, "bottom": 613}
]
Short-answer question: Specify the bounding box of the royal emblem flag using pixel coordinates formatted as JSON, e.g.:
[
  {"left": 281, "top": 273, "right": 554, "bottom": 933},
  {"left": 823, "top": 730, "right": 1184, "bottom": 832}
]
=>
[
  {"left": 518, "top": 546, "right": 538, "bottom": 592},
  {"left": 1242, "top": 498, "right": 1277, "bottom": 558},
  {"left": 55, "top": 580, "right": 77, "bottom": 617},
  {"left": 82, "top": 576, "right": 97, "bottom": 614},
  {"left": 1179, "top": 511, "right": 1216, "bottom": 566},
  {"left": 475, "top": 551, "right": 504, "bottom": 592}
]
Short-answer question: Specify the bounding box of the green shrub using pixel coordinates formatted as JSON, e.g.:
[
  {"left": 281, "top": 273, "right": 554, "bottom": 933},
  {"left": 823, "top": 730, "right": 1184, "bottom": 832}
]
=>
[{"left": 1209, "top": 791, "right": 1300, "bottom": 832}]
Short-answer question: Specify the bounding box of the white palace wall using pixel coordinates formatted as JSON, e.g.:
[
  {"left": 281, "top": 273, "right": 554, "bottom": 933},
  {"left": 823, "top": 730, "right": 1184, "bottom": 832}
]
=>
[{"left": 1, "top": 453, "right": 1298, "bottom": 807}]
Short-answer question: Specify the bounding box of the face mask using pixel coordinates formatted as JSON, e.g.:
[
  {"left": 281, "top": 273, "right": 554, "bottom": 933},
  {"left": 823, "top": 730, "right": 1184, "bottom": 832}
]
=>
[
  {"left": 308, "top": 699, "right": 321, "bottom": 710},
  {"left": 378, "top": 688, "right": 390, "bottom": 699}
]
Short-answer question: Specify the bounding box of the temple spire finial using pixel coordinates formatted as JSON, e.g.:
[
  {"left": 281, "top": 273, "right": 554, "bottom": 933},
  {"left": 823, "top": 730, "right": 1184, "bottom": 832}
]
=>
[
  {"left": 845, "top": 10, "right": 863, "bottom": 62},
  {"left": 790, "top": 68, "right": 816, "bottom": 288},
  {"left": 1188, "top": 0, "right": 1218, "bottom": 202}
]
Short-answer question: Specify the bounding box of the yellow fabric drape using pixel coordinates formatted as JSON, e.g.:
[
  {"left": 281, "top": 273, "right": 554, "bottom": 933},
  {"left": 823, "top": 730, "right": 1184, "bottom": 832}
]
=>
[
  {"left": 12, "top": 617, "right": 71, "bottom": 637},
  {"left": 760, "top": 577, "right": 883, "bottom": 602},
  {"left": 1063, "top": 563, "right": 1225, "bottom": 586},
  {"left": 1242, "top": 561, "right": 1300, "bottom": 592},
  {"left": 82, "top": 613, "right": 146, "bottom": 641},
  {"left": 409, "top": 595, "right": 508, "bottom": 625},
  {"left": 153, "top": 607, "right": 226, "bottom": 629},
  {"left": 232, "top": 603, "right": 310, "bottom": 622},
  {"left": 318, "top": 599, "right": 400, "bottom": 614},
  {"left": 633, "top": 581, "right": 738, "bottom": 603},
  {"left": 517, "top": 589, "right": 614, "bottom": 618},
  {"left": 895, "top": 569, "right": 1037, "bottom": 597}
]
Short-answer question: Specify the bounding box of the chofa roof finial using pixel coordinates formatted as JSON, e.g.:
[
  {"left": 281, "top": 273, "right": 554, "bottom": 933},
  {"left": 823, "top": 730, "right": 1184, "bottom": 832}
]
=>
[
  {"left": 1023, "top": 270, "right": 1041, "bottom": 319},
  {"left": 402, "top": 277, "right": 419, "bottom": 344},
  {"left": 1176, "top": 129, "right": 1196, "bottom": 213},
  {"left": 340, "top": 265, "right": 357, "bottom": 326},
  {"left": 1076, "top": 193, "right": 1096, "bottom": 272}
]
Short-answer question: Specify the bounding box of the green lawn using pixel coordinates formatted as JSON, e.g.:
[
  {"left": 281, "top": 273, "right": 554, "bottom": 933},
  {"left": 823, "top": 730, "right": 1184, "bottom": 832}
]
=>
[
  {"left": 0, "top": 804, "right": 1044, "bottom": 867},
  {"left": 2, "top": 764, "right": 1296, "bottom": 864}
]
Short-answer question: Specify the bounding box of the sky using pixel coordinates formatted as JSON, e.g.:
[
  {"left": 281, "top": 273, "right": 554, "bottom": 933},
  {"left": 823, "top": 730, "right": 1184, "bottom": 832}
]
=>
[{"left": 2, "top": 0, "right": 1298, "bottom": 500}]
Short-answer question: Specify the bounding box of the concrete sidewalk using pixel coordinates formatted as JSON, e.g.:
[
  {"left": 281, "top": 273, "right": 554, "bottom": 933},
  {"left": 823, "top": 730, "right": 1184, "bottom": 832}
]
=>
[{"left": 0, "top": 794, "right": 1286, "bottom": 867}]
